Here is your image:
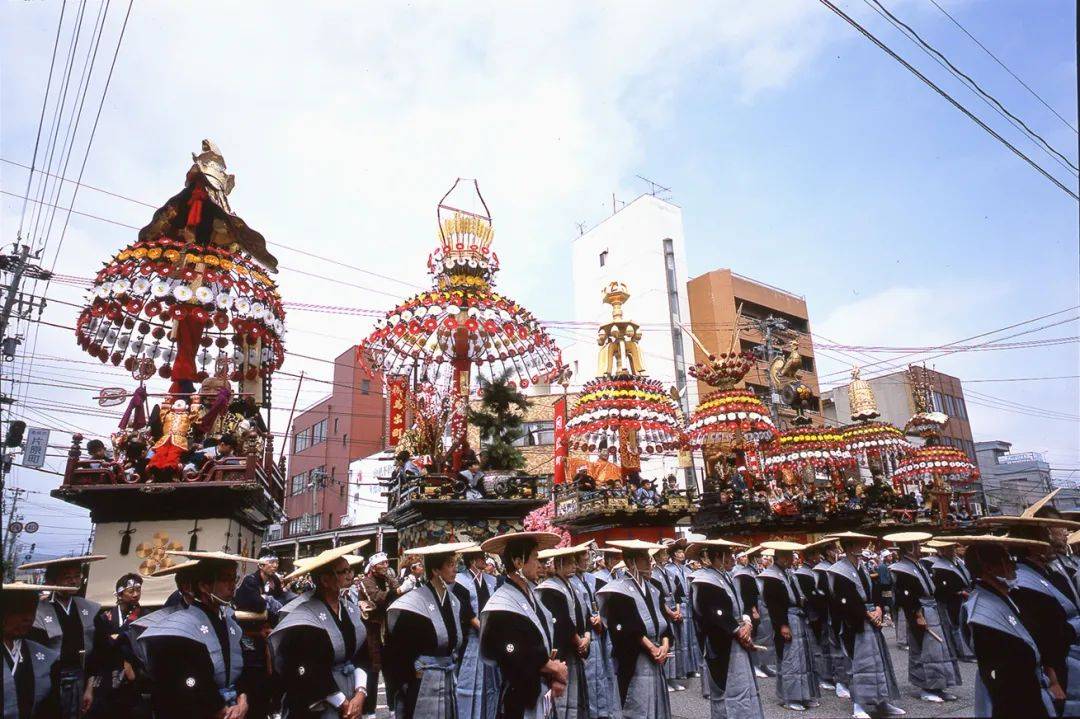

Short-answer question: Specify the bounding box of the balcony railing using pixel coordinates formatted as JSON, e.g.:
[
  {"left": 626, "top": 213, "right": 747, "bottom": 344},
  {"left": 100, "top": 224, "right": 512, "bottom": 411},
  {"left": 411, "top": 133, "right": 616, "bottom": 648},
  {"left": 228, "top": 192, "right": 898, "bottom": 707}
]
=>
[
  {"left": 552, "top": 484, "right": 696, "bottom": 522},
  {"left": 385, "top": 472, "right": 549, "bottom": 511}
]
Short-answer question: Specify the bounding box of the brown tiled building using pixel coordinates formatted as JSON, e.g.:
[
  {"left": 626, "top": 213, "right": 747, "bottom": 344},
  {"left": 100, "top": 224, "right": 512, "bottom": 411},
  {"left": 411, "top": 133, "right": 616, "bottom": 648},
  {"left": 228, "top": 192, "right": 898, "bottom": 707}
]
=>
[
  {"left": 282, "top": 347, "right": 385, "bottom": 538},
  {"left": 467, "top": 389, "right": 580, "bottom": 476},
  {"left": 686, "top": 268, "right": 821, "bottom": 426}
]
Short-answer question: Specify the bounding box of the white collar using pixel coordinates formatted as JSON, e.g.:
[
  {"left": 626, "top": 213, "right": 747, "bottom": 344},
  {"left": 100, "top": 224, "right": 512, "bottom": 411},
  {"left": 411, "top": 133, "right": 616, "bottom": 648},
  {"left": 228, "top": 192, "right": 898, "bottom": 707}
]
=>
[
  {"left": 52, "top": 595, "right": 74, "bottom": 614},
  {"left": 5, "top": 639, "right": 22, "bottom": 673}
]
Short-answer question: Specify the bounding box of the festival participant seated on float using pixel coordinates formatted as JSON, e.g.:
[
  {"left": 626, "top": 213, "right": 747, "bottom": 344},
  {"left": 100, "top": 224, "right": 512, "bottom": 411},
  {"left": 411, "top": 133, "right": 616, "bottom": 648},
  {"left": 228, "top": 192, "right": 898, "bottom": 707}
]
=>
[
  {"left": 597, "top": 539, "right": 674, "bottom": 719},
  {"left": 813, "top": 539, "right": 851, "bottom": 698},
  {"left": 572, "top": 466, "right": 597, "bottom": 494},
  {"left": 732, "top": 546, "right": 775, "bottom": 680},
  {"left": 928, "top": 540, "right": 975, "bottom": 663},
  {"left": 631, "top": 479, "right": 662, "bottom": 508},
  {"left": 20, "top": 554, "right": 106, "bottom": 719},
  {"left": 663, "top": 537, "right": 701, "bottom": 680},
  {"left": 83, "top": 573, "right": 143, "bottom": 718},
  {"left": 883, "top": 531, "right": 962, "bottom": 704},
  {"left": 686, "top": 538, "right": 763, "bottom": 719},
  {"left": 826, "top": 532, "right": 902, "bottom": 719},
  {"left": 649, "top": 544, "right": 685, "bottom": 692},
  {"left": 138, "top": 550, "right": 253, "bottom": 719},
  {"left": 570, "top": 544, "right": 619, "bottom": 719},
  {"left": 759, "top": 541, "right": 821, "bottom": 712},
  {"left": 269, "top": 541, "right": 370, "bottom": 719},
  {"left": 459, "top": 460, "right": 488, "bottom": 500},
  {"left": 479, "top": 531, "right": 567, "bottom": 719},
  {"left": 793, "top": 539, "right": 836, "bottom": 693},
  {"left": 453, "top": 546, "right": 501, "bottom": 719},
  {"left": 384, "top": 542, "right": 472, "bottom": 719},
  {"left": 982, "top": 511, "right": 1080, "bottom": 716},
  {"left": 120, "top": 436, "right": 150, "bottom": 482},
  {"left": 938, "top": 534, "right": 1059, "bottom": 717},
  {"left": 85, "top": 439, "right": 113, "bottom": 468},
  {"left": 3, "top": 582, "right": 67, "bottom": 719},
  {"left": 536, "top": 544, "right": 592, "bottom": 719}
]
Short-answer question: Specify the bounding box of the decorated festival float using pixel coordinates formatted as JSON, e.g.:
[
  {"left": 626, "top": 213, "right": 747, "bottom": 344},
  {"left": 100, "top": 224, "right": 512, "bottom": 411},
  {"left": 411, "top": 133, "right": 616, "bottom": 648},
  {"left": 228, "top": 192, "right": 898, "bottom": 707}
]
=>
[
  {"left": 359, "top": 179, "right": 563, "bottom": 548},
  {"left": 691, "top": 323, "right": 945, "bottom": 541},
  {"left": 53, "top": 141, "right": 285, "bottom": 604},
  {"left": 550, "top": 281, "right": 692, "bottom": 544}
]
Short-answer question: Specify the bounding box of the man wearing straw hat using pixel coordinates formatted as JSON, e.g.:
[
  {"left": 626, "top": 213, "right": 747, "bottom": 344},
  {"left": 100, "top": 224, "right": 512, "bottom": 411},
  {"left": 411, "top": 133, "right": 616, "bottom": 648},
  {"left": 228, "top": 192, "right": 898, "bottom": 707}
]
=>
[
  {"left": 935, "top": 532, "right": 1058, "bottom": 717},
  {"left": 537, "top": 543, "right": 592, "bottom": 719},
  {"left": 685, "top": 537, "right": 763, "bottom": 719},
  {"left": 649, "top": 543, "right": 685, "bottom": 693},
  {"left": 385, "top": 541, "right": 473, "bottom": 719},
  {"left": 570, "top": 543, "right": 619, "bottom": 719},
  {"left": 454, "top": 545, "right": 501, "bottom": 719},
  {"left": 825, "top": 532, "right": 902, "bottom": 719},
  {"left": 731, "top": 546, "right": 775, "bottom": 680},
  {"left": 979, "top": 504, "right": 1080, "bottom": 715},
  {"left": 269, "top": 541, "right": 371, "bottom": 719},
  {"left": 759, "top": 541, "right": 820, "bottom": 712},
  {"left": 926, "top": 539, "right": 975, "bottom": 663},
  {"left": 478, "top": 531, "right": 567, "bottom": 719},
  {"left": 597, "top": 539, "right": 674, "bottom": 719},
  {"left": 138, "top": 550, "right": 255, "bottom": 719},
  {"left": 884, "top": 531, "right": 961, "bottom": 704},
  {"left": 662, "top": 537, "right": 701, "bottom": 681},
  {"left": 810, "top": 539, "right": 850, "bottom": 699},
  {"left": 793, "top": 538, "right": 837, "bottom": 694},
  {"left": 3, "top": 581, "right": 68, "bottom": 719},
  {"left": 20, "top": 554, "right": 106, "bottom": 719}
]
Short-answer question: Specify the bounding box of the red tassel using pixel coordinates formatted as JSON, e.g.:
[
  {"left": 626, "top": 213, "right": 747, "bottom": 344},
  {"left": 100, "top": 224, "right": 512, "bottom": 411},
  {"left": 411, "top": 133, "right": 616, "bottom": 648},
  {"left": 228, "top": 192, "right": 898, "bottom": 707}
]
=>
[{"left": 187, "top": 185, "right": 207, "bottom": 228}]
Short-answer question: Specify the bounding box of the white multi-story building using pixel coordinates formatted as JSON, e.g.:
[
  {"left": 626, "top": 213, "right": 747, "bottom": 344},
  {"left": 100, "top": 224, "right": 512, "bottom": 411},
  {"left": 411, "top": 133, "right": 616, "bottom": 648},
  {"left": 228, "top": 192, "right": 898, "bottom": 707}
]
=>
[{"left": 568, "top": 194, "right": 697, "bottom": 413}]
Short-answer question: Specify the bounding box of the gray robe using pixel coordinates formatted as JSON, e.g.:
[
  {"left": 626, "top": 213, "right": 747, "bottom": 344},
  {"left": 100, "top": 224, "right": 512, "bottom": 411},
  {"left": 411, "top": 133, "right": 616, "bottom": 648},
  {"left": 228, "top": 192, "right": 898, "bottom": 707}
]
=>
[
  {"left": 479, "top": 581, "right": 555, "bottom": 719},
  {"left": 812, "top": 560, "right": 847, "bottom": 686},
  {"left": 760, "top": 565, "right": 820, "bottom": 704},
  {"left": 597, "top": 576, "right": 672, "bottom": 719},
  {"left": 690, "top": 567, "right": 764, "bottom": 719},
  {"left": 664, "top": 562, "right": 699, "bottom": 677},
  {"left": 1015, "top": 562, "right": 1080, "bottom": 716},
  {"left": 268, "top": 595, "right": 367, "bottom": 719},
  {"left": 826, "top": 557, "right": 899, "bottom": 706},
  {"left": 732, "top": 565, "right": 774, "bottom": 668},
  {"left": 794, "top": 565, "right": 829, "bottom": 685},
  {"left": 891, "top": 558, "right": 961, "bottom": 693},
  {"left": 961, "top": 584, "right": 1056, "bottom": 718},
  {"left": 456, "top": 570, "right": 501, "bottom": 719},
  {"left": 126, "top": 604, "right": 183, "bottom": 669},
  {"left": 139, "top": 604, "right": 244, "bottom": 705},
  {"left": 929, "top": 556, "right": 974, "bottom": 660},
  {"left": 573, "top": 572, "right": 620, "bottom": 719},
  {"left": 3, "top": 638, "right": 58, "bottom": 719},
  {"left": 651, "top": 566, "right": 681, "bottom": 681},
  {"left": 33, "top": 594, "right": 99, "bottom": 716},
  {"left": 387, "top": 583, "right": 463, "bottom": 719},
  {"left": 537, "top": 577, "right": 590, "bottom": 719}
]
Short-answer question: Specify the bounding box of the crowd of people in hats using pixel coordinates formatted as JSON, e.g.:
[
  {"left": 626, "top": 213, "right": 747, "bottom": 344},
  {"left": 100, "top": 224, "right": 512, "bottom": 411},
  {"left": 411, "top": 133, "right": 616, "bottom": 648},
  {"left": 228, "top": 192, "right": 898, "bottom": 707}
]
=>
[{"left": 6, "top": 491, "right": 1080, "bottom": 719}]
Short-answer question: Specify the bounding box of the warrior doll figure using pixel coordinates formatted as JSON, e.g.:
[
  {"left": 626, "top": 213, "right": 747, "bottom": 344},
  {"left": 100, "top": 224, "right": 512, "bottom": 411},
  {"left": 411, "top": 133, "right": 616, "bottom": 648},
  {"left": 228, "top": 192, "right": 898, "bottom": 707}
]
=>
[{"left": 147, "top": 396, "right": 201, "bottom": 476}]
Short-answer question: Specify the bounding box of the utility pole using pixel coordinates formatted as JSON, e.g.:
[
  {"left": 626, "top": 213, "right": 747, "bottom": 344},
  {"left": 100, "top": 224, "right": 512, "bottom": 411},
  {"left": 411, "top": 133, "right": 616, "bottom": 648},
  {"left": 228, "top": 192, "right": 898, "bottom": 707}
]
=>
[
  {"left": 3, "top": 487, "right": 26, "bottom": 580},
  {"left": 0, "top": 242, "right": 52, "bottom": 345}
]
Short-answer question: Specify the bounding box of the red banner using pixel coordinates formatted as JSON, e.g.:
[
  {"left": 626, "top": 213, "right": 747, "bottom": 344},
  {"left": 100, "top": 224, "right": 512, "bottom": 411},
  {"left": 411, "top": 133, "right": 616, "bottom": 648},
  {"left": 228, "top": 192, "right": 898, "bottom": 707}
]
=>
[
  {"left": 553, "top": 396, "right": 568, "bottom": 484},
  {"left": 387, "top": 377, "right": 408, "bottom": 448}
]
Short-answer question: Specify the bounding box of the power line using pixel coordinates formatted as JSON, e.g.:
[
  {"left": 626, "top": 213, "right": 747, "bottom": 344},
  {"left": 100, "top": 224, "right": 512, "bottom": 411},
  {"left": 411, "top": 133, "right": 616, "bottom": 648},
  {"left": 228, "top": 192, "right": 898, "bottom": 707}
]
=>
[
  {"left": 927, "top": 0, "right": 1078, "bottom": 134},
  {"left": 862, "top": 0, "right": 1076, "bottom": 174},
  {"left": 815, "top": 0, "right": 1078, "bottom": 201}
]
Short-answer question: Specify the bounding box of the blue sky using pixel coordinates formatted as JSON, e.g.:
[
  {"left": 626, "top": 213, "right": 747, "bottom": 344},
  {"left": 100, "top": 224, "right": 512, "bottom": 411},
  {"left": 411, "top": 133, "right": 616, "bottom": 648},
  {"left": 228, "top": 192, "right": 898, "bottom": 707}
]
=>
[{"left": 1, "top": 1, "right": 1076, "bottom": 557}]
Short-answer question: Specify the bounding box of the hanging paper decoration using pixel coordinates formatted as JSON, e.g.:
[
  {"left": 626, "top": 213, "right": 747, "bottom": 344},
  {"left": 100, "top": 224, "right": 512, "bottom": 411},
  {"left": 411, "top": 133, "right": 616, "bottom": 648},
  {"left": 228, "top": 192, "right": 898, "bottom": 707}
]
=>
[
  {"left": 840, "top": 421, "right": 911, "bottom": 461},
  {"left": 566, "top": 376, "right": 683, "bottom": 460},
  {"left": 892, "top": 445, "right": 980, "bottom": 484},
  {"left": 685, "top": 388, "right": 777, "bottom": 450},
  {"left": 763, "top": 426, "right": 856, "bottom": 476}
]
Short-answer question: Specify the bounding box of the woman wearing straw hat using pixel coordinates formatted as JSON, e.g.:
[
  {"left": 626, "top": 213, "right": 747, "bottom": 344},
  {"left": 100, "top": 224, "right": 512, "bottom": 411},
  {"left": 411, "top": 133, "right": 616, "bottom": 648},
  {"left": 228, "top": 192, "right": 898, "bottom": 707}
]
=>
[
  {"left": 454, "top": 546, "right": 501, "bottom": 719},
  {"left": 685, "top": 538, "right": 763, "bottom": 719},
  {"left": 20, "top": 554, "right": 106, "bottom": 719},
  {"left": 825, "top": 532, "right": 902, "bottom": 719},
  {"left": 570, "top": 544, "right": 619, "bottom": 719},
  {"left": 597, "top": 539, "right": 674, "bottom": 719},
  {"left": 3, "top": 582, "right": 69, "bottom": 719},
  {"left": 138, "top": 550, "right": 256, "bottom": 719},
  {"left": 269, "top": 541, "right": 371, "bottom": 719},
  {"left": 385, "top": 541, "right": 473, "bottom": 719},
  {"left": 759, "top": 541, "right": 821, "bottom": 712},
  {"left": 478, "top": 531, "right": 567, "bottom": 719},
  {"left": 536, "top": 544, "right": 592, "bottom": 719},
  {"left": 936, "top": 533, "right": 1058, "bottom": 717},
  {"left": 884, "top": 531, "right": 961, "bottom": 705}
]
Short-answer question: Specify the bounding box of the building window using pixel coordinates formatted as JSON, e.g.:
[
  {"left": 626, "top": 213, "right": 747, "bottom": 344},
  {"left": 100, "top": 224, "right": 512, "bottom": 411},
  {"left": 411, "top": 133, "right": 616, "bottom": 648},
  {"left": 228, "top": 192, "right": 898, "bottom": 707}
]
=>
[
  {"left": 512, "top": 421, "right": 555, "bottom": 447},
  {"left": 333, "top": 418, "right": 339, "bottom": 435},
  {"left": 311, "top": 419, "right": 327, "bottom": 446},
  {"left": 310, "top": 513, "right": 322, "bottom": 532},
  {"left": 801, "top": 356, "right": 815, "bottom": 373},
  {"left": 599, "top": 250, "right": 608, "bottom": 267},
  {"left": 955, "top": 397, "right": 969, "bottom": 420},
  {"left": 294, "top": 428, "right": 310, "bottom": 453},
  {"left": 342, "top": 433, "right": 348, "bottom": 447},
  {"left": 361, "top": 379, "right": 371, "bottom": 395},
  {"left": 290, "top": 473, "right": 306, "bottom": 496}
]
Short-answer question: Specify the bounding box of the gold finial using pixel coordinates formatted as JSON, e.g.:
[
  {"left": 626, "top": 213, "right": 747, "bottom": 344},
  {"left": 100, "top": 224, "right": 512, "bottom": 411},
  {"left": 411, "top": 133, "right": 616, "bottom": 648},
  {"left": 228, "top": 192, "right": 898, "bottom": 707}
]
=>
[
  {"left": 596, "top": 281, "right": 645, "bottom": 376},
  {"left": 848, "top": 365, "right": 880, "bottom": 421}
]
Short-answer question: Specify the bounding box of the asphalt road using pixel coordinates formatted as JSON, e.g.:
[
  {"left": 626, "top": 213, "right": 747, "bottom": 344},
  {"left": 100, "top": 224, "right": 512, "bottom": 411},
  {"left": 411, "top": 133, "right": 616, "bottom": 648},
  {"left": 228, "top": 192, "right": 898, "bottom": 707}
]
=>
[{"left": 669, "top": 631, "right": 979, "bottom": 719}]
